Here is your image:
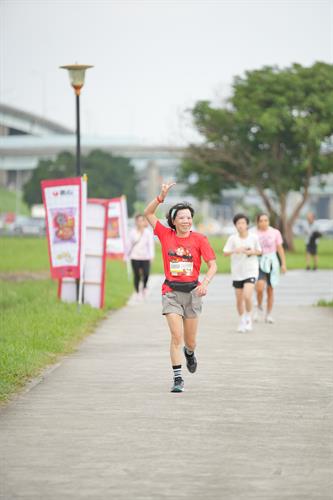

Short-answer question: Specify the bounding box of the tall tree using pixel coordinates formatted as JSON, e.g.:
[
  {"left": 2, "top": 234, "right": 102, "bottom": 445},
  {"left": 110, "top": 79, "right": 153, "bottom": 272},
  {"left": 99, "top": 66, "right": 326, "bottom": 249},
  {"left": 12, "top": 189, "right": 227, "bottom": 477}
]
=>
[
  {"left": 180, "top": 62, "right": 333, "bottom": 249},
  {"left": 23, "top": 150, "right": 137, "bottom": 214}
]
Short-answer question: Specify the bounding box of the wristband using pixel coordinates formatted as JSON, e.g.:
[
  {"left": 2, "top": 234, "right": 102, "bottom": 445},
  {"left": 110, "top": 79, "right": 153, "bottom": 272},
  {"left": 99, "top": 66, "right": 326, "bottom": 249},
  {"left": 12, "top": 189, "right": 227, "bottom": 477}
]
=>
[{"left": 156, "top": 195, "right": 164, "bottom": 204}]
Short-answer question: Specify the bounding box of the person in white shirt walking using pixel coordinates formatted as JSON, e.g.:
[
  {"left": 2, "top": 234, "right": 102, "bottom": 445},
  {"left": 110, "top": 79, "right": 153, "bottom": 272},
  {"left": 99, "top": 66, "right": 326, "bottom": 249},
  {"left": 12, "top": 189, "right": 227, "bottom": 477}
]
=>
[
  {"left": 223, "top": 213, "right": 262, "bottom": 333},
  {"left": 128, "top": 214, "right": 155, "bottom": 300}
]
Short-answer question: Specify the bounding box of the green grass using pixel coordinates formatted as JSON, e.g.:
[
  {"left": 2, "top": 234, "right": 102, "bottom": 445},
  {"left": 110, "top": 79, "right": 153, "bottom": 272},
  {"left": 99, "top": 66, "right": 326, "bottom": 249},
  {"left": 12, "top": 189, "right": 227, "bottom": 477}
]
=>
[
  {"left": 317, "top": 299, "right": 333, "bottom": 307},
  {"left": 0, "top": 259, "right": 132, "bottom": 402},
  {"left": 151, "top": 236, "right": 333, "bottom": 274},
  {"left": 1, "top": 235, "right": 332, "bottom": 275},
  {"left": 0, "top": 237, "right": 49, "bottom": 273},
  {"left": 0, "top": 187, "right": 30, "bottom": 215}
]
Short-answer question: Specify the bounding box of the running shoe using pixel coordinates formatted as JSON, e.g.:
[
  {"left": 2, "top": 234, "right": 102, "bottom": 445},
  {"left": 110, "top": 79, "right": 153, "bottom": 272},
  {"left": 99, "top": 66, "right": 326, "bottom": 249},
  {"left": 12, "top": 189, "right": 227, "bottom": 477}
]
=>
[
  {"left": 253, "top": 306, "right": 263, "bottom": 322},
  {"left": 183, "top": 347, "right": 197, "bottom": 373},
  {"left": 265, "top": 315, "right": 274, "bottom": 324},
  {"left": 237, "top": 321, "right": 246, "bottom": 333},
  {"left": 245, "top": 317, "right": 253, "bottom": 331},
  {"left": 171, "top": 377, "right": 184, "bottom": 393}
]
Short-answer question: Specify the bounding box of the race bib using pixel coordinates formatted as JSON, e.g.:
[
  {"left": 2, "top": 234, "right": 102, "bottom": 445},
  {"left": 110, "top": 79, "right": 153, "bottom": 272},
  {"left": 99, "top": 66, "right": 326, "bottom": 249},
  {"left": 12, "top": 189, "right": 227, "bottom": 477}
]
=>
[{"left": 170, "top": 261, "right": 194, "bottom": 276}]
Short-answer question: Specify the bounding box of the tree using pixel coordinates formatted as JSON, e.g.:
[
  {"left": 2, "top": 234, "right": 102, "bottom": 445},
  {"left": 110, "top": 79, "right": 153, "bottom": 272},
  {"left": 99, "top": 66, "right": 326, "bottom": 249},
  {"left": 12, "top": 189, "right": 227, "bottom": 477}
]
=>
[
  {"left": 23, "top": 149, "right": 137, "bottom": 215},
  {"left": 180, "top": 62, "right": 333, "bottom": 249}
]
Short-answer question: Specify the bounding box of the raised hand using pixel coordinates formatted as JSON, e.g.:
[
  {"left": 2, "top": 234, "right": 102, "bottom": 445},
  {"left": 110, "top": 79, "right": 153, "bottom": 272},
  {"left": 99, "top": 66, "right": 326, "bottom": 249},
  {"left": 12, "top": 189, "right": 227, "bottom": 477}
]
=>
[{"left": 159, "top": 182, "right": 176, "bottom": 201}]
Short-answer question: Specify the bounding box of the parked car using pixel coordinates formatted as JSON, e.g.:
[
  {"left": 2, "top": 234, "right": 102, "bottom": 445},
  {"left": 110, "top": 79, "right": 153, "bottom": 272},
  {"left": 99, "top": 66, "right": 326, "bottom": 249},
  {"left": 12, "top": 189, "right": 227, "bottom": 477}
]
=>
[{"left": 8, "top": 216, "right": 46, "bottom": 236}]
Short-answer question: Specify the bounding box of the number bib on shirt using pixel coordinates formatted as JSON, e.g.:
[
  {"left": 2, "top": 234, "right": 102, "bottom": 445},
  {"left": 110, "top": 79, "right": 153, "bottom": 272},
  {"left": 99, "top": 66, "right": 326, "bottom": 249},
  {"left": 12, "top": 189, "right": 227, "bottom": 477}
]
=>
[{"left": 170, "top": 260, "right": 194, "bottom": 276}]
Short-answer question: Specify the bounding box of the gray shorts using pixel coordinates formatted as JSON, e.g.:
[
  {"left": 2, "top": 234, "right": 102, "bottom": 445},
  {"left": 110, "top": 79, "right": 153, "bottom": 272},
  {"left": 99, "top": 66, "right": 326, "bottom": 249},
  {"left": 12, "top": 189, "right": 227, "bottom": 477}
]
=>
[{"left": 162, "top": 290, "right": 202, "bottom": 319}]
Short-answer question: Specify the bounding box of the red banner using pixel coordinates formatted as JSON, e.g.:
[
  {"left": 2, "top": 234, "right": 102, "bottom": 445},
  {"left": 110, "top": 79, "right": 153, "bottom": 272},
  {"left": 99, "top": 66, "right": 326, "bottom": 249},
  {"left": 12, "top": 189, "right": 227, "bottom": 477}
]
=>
[
  {"left": 106, "top": 196, "right": 129, "bottom": 260},
  {"left": 41, "top": 177, "right": 85, "bottom": 279}
]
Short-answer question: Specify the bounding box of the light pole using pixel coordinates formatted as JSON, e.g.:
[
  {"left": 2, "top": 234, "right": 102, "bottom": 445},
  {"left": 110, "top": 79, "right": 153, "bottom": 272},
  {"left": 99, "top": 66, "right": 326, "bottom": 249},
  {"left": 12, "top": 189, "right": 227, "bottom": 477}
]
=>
[
  {"left": 60, "top": 64, "right": 93, "bottom": 306},
  {"left": 60, "top": 64, "right": 93, "bottom": 176}
]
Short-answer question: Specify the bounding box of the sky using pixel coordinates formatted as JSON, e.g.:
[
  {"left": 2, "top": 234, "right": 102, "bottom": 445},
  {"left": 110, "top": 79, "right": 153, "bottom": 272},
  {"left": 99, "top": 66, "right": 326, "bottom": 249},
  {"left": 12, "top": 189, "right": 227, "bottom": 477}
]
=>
[{"left": 0, "top": 0, "right": 332, "bottom": 145}]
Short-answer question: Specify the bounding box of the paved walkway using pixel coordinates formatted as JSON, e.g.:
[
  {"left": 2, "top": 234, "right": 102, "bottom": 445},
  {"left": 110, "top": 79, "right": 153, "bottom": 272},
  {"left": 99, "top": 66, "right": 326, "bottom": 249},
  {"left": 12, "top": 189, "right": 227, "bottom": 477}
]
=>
[{"left": 0, "top": 272, "right": 332, "bottom": 499}]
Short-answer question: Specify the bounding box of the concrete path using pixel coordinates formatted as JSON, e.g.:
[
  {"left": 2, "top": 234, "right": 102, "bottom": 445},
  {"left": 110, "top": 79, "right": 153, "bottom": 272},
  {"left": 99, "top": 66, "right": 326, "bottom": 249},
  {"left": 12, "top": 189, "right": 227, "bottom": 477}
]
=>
[{"left": 1, "top": 272, "right": 332, "bottom": 499}]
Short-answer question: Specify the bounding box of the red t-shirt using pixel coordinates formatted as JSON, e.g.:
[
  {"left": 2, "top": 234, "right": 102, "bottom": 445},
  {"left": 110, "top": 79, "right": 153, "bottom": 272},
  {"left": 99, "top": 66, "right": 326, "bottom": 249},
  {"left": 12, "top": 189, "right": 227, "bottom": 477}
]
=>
[{"left": 154, "top": 221, "right": 216, "bottom": 294}]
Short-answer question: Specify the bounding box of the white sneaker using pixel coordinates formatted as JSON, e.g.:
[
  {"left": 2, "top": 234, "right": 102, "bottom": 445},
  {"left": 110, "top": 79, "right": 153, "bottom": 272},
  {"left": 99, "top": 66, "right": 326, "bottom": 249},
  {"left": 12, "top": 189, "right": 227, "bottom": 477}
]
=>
[
  {"left": 237, "top": 318, "right": 247, "bottom": 333},
  {"left": 265, "top": 315, "right": 274, "bottom": 324},
  {"left": 253, "top": 306, "right": 263, "bottom": 322},
  {"left": 130, "top": 292, "right": 142, "bottom": 305},
  {"left": 245, "top": 317, "right": 253, "bottom": 331}
]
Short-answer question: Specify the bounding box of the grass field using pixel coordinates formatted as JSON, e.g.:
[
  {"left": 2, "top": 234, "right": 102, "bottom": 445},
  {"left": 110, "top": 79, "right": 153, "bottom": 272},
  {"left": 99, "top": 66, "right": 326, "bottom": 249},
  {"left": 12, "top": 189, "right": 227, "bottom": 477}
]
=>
[
  {"left": 317, "top": 299, "right": 333, "bottom": 307},
  {"left": 1, "top": 236, "right": 333, "bottom": 274},
  {"left": 0, "top": 246, "right": 132, "bottom": 402},
  {"left": 151, "top": 236, "right": 333, "bottom": 273}
]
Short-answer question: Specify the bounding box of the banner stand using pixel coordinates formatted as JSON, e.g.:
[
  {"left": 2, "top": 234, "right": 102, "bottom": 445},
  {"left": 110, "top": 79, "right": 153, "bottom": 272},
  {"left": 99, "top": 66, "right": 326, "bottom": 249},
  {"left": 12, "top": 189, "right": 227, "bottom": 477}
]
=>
[
  {"left": 58, "top": 198, "right": 109, "bottom": 309},
  {"left": 41, "top": 177, "right": 86, "bottom": 288},
  {"left": 106, "top": 196, "right": 128, "bottom": 259}
]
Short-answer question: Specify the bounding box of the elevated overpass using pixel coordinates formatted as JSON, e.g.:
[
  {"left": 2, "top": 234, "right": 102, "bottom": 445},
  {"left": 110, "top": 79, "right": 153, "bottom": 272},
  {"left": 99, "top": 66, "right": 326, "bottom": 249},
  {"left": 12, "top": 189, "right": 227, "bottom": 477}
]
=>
[{"left": 0, "top": 103, "right": 185, "bottom": 201}]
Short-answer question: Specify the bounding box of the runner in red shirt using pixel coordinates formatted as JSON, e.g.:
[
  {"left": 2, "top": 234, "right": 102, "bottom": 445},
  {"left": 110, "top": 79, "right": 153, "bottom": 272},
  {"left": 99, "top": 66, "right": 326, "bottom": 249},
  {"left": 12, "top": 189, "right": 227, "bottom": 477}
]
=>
[{"left": 144, "top": 182, "right": 217, "bottom": 393}]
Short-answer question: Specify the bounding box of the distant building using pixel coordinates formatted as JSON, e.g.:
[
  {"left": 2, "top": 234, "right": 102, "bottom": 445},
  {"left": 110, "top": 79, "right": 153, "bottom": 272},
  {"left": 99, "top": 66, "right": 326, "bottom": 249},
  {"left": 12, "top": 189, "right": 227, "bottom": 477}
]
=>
[{"left": 0, "top": 103, "right": 186, "bottom": 206}]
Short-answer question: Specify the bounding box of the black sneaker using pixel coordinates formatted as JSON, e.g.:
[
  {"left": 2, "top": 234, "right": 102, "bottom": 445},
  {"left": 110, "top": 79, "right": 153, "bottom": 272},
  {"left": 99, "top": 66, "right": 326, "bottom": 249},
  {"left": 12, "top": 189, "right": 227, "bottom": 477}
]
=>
[
  {"left": 171, "top": 377, "right": 184, "bottom": 393},
  {"left": 183, "top": 347, "right": 197, "bottom": 373}
]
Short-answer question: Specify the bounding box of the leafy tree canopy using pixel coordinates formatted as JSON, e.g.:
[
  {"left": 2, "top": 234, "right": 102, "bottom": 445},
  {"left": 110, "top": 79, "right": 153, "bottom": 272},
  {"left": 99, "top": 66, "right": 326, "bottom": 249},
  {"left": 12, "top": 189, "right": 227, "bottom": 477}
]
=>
[
  {"left": 180, "top": 62, "right": 333, "bottom": 248},
  {"left": 23, "top": 149, "right": 137, "bottom": 215}
]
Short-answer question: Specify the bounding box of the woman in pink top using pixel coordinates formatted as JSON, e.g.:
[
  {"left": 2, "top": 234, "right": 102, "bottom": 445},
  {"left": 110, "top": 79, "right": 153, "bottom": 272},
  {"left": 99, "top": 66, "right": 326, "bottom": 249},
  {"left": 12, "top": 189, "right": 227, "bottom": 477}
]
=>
[{"left": 254, "top": 213, "right": 287, "bottom": 323}]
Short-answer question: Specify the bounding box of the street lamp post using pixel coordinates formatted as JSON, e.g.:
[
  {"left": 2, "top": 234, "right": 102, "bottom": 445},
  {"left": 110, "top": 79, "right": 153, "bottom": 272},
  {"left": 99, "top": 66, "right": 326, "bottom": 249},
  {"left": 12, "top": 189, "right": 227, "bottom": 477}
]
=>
[
  {"left": 60, "top": 64, "right": 93, "bottom": 176},
  {"left": 60, "top": 64, "right": 93, "bottom": 305}
]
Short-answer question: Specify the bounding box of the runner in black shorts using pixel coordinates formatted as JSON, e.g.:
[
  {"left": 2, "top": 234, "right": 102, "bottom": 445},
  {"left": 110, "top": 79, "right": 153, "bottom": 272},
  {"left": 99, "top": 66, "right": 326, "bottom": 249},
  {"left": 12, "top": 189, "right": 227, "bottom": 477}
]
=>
[{"left": 223, "top": 214, "right": 262, "bottom": 333}]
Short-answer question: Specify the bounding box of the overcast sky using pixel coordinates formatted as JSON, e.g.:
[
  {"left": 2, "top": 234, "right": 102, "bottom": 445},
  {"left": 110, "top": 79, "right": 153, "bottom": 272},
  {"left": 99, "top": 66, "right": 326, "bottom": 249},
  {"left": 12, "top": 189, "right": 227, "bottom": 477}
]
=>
[{"left": 1, "top": 0, "right": 332, "bottom": 144}]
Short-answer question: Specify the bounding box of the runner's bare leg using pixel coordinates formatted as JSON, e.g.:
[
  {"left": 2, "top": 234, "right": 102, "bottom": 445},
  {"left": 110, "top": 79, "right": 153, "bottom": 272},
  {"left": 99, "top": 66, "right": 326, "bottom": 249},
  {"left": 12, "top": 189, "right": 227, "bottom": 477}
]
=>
[
  {"left": 235, "top": 288, "right": 245, "bottom": 316},
  {"left": 243, "top": 283, "right": 255, "bottom": 313},
  {"left": 267, "top": 286, "right": 274, "bottom": 314},
  {"left": 165, "top": 313, "right": 184, "bottom": 366},
  {"left": 256, "top": 280, "right": 265, "bottom": 308},
  {"left": 183, "top": 317, "right": 199, "bottom": 352}
]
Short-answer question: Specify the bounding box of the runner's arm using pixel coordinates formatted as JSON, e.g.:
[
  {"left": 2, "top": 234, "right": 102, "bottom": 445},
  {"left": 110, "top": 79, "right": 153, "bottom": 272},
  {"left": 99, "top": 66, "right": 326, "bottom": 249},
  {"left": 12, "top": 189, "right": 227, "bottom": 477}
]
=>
[
  {"left": 223, "top": 238, "right": 243, "bottom": 256},
  {"left": 195, "top": 259, "right": 217, "bottom": 296},
  {"left": 202, "top": 259, "right": 218, "bottom": 286},
  {"left": 144, "top": 182, "right": 176, "bottom": 229},
  {"left": 223, "top": 237, "right": 233, "bottom": 257},
  {"left": 144, "top": 198, "right": 160, "bottom": 229},
  {"left": 277, "top": 243, "right": 287, "bottom": 273}
]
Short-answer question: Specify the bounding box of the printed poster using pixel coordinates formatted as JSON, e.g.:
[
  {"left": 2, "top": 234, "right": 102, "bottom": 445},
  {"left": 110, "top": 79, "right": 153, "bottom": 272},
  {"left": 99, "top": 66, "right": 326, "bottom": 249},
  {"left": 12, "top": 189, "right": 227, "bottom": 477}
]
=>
[{"left": 41, "top": 177, "right": 85, "bottom": 279}]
